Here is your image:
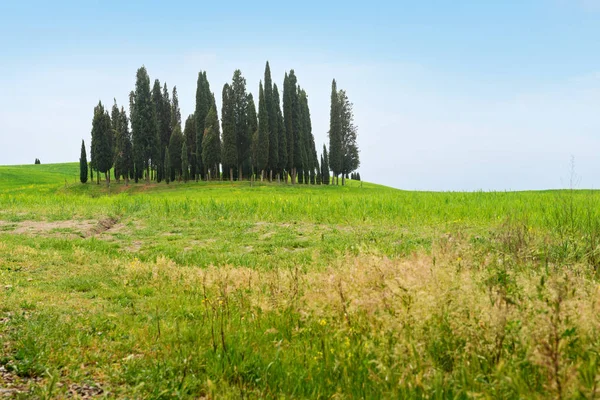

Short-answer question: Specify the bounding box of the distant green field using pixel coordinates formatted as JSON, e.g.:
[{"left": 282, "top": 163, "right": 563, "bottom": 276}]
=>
[{"left": 1, "top": 163, "right": 600, "bottom": 398}]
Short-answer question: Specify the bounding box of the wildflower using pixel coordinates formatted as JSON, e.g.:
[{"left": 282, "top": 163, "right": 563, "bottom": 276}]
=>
[{"left": 319, "top": 319, "right": 327, "bottom": 326}]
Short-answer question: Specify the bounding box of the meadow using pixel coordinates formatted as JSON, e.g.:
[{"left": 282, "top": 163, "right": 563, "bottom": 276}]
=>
[{"left": 1, "top": 163, "right": 600, "bottom": 399}]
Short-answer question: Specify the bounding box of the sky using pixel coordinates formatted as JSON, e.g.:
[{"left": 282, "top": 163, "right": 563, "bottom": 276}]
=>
[{"left": 0, "top": 0, "right": 599, "bottom": 191}]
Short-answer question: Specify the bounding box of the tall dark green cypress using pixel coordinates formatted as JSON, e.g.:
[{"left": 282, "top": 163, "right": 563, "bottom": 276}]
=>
[
  {"left": 114, "top": 107, "right": 133, "bottom": 185},
  {"left": 131, "top": 66, "right": 155, "bottom": 183},
  {"left": 183, "top": 115, "right": 196, "bottom": 181},
  {"left": 257, "top": 81, "right": 270, "bottom": 180},
  {"left": 181, "top": 140, "right": 189, "bottom": 183},
  {"left": 195, "top": 71, "right": 213, "bottom": 180},
  {"left": 246, "top": 93, "right": 258, "bottom": 179},
  {"left": 231, "top": 70, "right": 249, "bottom": 180},
  {"left": 328, "top": 79, "right": 342, "bottom": 185},
  {"left": 338, "top": 89, "right": 360, "bottom": 185},
  {"left": 322, "top": 144, "right": 330, "bottom": 185},
  {"left": 164, "top": 146, "right": 170, "bottom": 184},
  {"left": 283, "top": 72, "right": 294, "bottom": 183},
  {"left": 290, "top": 72, "right": 304, "bottom": 184},
  {"left": 79, "top": 140, "right": 88, "bottom": 183},
  {"left": 202, "top": 105, "right": 221, "bottom": 180},
  {"left": 160, "top": 83, "right": 173, "bottom": 175},
  {"left": 90, "top": 101, "right": 113, "bottom": 186},
  {"left": 221, "top": 83, "right": 237, "bottom": 182},
  {"left": 171, "top": 86, "right": 182, "bottom": 132},
  {"left": 111, "top": 99, "right": 121, "bottom": 181},
  {"left": 274, "top": 84, "right": 287, "bottom": 182},
  {"left": 169, "top": 126, "right": 184, "bottom": 182},
  {"left": 264, "top": 62, "right": 278, "bottom": 181},
  {"left": 151, "top": 80, "right": 165, "bottom": 182}
]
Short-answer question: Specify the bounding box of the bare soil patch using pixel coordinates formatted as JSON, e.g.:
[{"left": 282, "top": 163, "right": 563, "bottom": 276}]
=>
[{"left": 3, "top": 217, "right": 126, "bottom": 239}]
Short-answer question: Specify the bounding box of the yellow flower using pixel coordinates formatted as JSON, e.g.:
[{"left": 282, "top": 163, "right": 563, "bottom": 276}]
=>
[{"left": 319, "top": 319, "right": 327, "bottom": 326}]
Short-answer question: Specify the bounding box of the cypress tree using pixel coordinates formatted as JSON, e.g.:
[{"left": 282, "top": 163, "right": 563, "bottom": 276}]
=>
[
  {"left": 109, "top": 100, "right": 119, "bottom": 180},
  {"left": 221, "top": 83, "right": 237, "bottom": 182},
  {"left": 257, "top": 81, "right": 270, "bottom": 180},
  {"left": 171, "top": 86, "right": 182, "bottom": 132},
  {"left": 231, "top": 70, "right": 250, "bottom": 180},
  {"left": 131, "top": 66, "right": 155, "bottom": 183},
  {"left": 169, "top": 126, "right": 184, "bottom": 182},
  {"left": 202, "top": 105, "right": 221, "bottom": 181},
  {"left": 89, "top": 162, "right": 94, "bottom": 181},
  {"left": 151, "top": 80, "right": 165, "bottom": 182},
  {"left": 159, "top": 83, "right": 173, "bottom": 181},
  {"left": 195, "top": 71, "right": 213, "bottom": 180},
  {"left": 317, "top": 155, "right": 323, "bottom": 185},
  {"left": 338, "top": 89, "right": 360, "bottom": 185},
  {"left": 290, "top": 73, "right": 304, "bottom": 184},
  {"left": 91, "top": 101, "right": 113, "bottom": 186},
  {"left": 183, "top": 114, "right": 196, "bottom": 180},
  {"left": 242, "top": 93, "right": 258, "bottom": 180},
  {"left": 274, "top": 84, "right": 287, "bottom": 182},
  {"left": 164, "top": 146, "right": 170, "bottom": 184},
  {"left": 79, "top": 140, "right": 88, "bottom": 183},
  {"left": 181, "top": 140, "right": 189, "bottom": 182},
  {"left": 114, "top": 107, "right": 133, "bottom": 185},
  {"left": 299, "top": 89, "right": 316, "bottom": 184},
  {"left": 283, "top": 73, "right": 294, "bottom": 183},
  {"left": 328, "top": 79, "right": 342, "bottom": 185},
  {"left": 111, "top": 100, "right": 121, "bottom": 181},
  {"left": 322, "top": 144, "right": 330, "bottom": 185},
  {"left": 264, "top": 62, "right": 278, "bottom": 181}
]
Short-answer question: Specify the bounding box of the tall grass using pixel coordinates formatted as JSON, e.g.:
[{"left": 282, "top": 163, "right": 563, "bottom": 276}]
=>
[{"left": 1, "top": 163, "right": 600, "bottom": 398}]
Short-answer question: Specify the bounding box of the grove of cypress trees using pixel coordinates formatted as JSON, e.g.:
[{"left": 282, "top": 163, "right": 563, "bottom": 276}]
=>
[
  {"left": 79, "top": 140, "right": 88, "bottom": 183},
  {"left": 202, "top": 105, "right": 221, "bottom": 181},
  {"left": 221, "top": 83, "right": 237, "bottom": 182}
]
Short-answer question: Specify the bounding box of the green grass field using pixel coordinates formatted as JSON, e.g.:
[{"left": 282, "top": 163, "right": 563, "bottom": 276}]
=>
[{"left": 1, "top": 163, "right": 600, "bottom": 398}]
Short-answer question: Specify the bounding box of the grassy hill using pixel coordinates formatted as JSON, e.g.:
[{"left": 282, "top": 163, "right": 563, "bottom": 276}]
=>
[{"left": 1, "top": 163, "right": 600, "bottom": 398}]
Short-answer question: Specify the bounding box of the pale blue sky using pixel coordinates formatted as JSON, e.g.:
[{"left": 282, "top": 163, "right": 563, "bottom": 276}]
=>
[{"left": 1, "top": 1, "right": 599, "bottom": 190}]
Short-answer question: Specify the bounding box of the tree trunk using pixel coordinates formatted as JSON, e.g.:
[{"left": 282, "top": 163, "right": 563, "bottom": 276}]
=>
[
  {"left": 269, "top": 170, "right": 273, "bottom": 182},
  {"left": 342, "top": 174, "right": 345, "bottom": 186},
  {"left": 230, "top": 167, "right": 234, "bottom": 182}
]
